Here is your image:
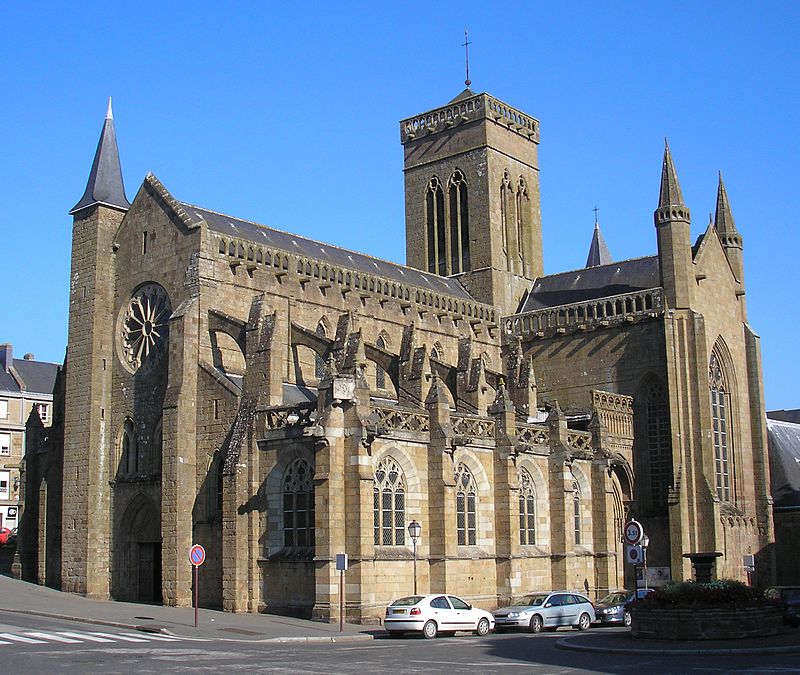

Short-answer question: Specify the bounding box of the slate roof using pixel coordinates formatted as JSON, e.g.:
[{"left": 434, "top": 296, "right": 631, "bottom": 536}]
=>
[
  {"left": 769, "top": 410, "right": 800, "bottom": 425},
  {"left": 521, "top": 256, "right": 661, "bottom": 312},
  {"left": 0, "top": 359, "right": 59, "bottom": 396},
  {"left": 180, "top": 204, "right": 477, "bottom": 302},
  {"left": 767, "top": 418, "right": 800, "bottom": 510},
  {"left": 70, "top": 100, "right": 130, "bottom": 214}
]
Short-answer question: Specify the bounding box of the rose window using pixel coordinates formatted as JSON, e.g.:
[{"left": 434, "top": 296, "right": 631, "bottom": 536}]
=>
[{"left": 122, "top": 284, "right": 171, "bottom": 371}]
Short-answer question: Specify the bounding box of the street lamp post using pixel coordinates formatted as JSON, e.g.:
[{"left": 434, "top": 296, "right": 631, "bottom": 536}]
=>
[
  {"left": 641, "top": 534, "right": 650, "bottom": 591},
  {"left": 408, "top": 520, "right": 421, "bottom": 595}
]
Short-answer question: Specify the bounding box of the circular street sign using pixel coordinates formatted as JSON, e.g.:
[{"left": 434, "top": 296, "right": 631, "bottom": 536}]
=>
[
  {"left": 189, "top": 544, "right": 206, "bottom": 567},
  {"left": 623, "top": 520, "right": 644, "bottom": 546}
]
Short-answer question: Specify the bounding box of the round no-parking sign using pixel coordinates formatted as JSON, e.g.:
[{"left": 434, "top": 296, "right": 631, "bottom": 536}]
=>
[{"left": 189, "top": 544, "right": 206, "bottom": 566}]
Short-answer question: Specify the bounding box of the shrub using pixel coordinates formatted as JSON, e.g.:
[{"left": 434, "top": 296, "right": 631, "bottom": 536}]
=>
[{"left": 629, "top": 580, "right": 775, "bottom": 610}]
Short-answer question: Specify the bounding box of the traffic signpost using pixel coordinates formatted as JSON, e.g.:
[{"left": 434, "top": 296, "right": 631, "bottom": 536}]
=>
[{"left": 189, "top": 544, "right": 206, "bottom": 628}]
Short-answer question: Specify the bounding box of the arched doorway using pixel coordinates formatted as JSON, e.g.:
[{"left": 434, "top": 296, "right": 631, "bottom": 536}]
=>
[{"left": 114, "top": 493, "right": 162, "bottom": 603}]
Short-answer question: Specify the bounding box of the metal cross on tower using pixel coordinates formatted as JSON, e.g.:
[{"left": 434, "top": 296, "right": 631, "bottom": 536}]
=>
[
  {"left": 593, "top": 206, "right": 600, "bottom": 224},
  {"left": 463, "top": 29, "right": 472, "bottom": 87}
]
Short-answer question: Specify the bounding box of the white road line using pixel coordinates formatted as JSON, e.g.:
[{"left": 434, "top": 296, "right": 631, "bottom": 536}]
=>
[
  {"left": 0, "top": 632, "right": 47, "bottom": 644},
  {"left": 0, "top": 640, "right": 11, "bottom": 645},
  {"left": 86, "top": 631, "right": 149, "bottom": 643},
  {"left": 24, "top": 631, "right": 82, "bottom": 643},
  {"left": 54, "top": 631, "right": 115, "bottom": 643},
  {"left": 119, "top": 632, "right": 182, "bottom": 642}
]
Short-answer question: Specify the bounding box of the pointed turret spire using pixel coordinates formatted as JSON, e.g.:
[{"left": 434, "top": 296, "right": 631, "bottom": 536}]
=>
[
  {"left": 70, "top": 98, "right": 130, "bottom": 215},
  {"left": 714, "top": 172, "right": 738, "bottom": 235},
  {"left": 585, "top": 212, "right": 612, "bottom": 268},
  {"left": 658, "top": 139, "right": 685, "bottom": 209}
]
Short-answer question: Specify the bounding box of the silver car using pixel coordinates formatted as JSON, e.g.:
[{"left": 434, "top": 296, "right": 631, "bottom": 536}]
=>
[{"left": 493, "top": 591, "right": 595, "bottom": 633}]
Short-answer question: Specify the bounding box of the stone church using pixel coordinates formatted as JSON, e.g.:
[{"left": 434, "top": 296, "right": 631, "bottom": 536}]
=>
[{"left": 17, "top": 87, "right": 774, "bottom": 622}]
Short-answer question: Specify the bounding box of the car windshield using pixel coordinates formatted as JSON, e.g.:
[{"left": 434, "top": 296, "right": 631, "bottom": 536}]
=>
[
  {"left": 598, "top": 592, "right": 629, "bottom": 605},
  {"left": 511, "top": 594, "right": 548, "bottom": 607},
  {"left": 390, "top": 596, "right": 424, "bottom": 607}
]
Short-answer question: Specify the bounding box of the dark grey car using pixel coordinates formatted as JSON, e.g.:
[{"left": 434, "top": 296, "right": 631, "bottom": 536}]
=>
[{"left": 594, "top": 588, "right": 653, "bottom": 626}]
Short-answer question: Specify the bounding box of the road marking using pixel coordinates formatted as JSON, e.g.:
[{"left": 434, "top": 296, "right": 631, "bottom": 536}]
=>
[
  {"left": 86, "top": 631, "right": 149, "bottom": 643},
  {"left": 24, "top": 631, "right": 82, "bottom": 643},
  {"left": 119, "top": 632, "right": 182, "bottom": 642},
  {"left": 0, "top": 632, "right": 47, "bottom": 644},
  {"left": 54, "top": 631, "right": 115, "bottom": 643}
]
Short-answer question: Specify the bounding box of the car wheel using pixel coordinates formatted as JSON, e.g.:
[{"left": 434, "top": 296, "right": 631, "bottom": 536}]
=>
[
  {"left": 623, "top": 611, "right": 632, "bottom": 627},
  {"left": 422, "top": 620, "right": 438, "bottom": 639},
  {"left": 577, "top": 613, "right": 591, "bottom": 631},
  {"left": 476, "top": 618, "right": 490, "bottom": 636},
  {"left": 529, "top": 615, "right": 543, "bottom": 634}
]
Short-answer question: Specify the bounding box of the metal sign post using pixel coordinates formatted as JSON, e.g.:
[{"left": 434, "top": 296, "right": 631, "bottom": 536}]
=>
[
  {"left": 335, "top": 553, "right": 348, "bottom": 633},
  {"left": 189, "top": 544, "right": 206, "bottom": 628}
]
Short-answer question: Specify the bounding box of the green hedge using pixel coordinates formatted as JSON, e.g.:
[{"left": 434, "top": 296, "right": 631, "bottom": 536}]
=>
[{"left": 630, "top": 580, "right": 777, "bottom": 609}]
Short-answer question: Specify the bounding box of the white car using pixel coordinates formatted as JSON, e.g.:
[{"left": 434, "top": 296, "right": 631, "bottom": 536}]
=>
[{"left": 384, "top": 594, "right": 495, "bottom": 639}]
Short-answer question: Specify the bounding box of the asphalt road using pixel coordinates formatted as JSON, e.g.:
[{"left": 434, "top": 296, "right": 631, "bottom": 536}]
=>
[{"left": 1, "top": 610, "right": 798, "bottom": 674}]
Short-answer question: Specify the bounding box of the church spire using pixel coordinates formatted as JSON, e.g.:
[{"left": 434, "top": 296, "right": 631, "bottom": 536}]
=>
[
  {"left": 658, "top": 139, "right": 686, "bottom": 209},
  {"left": 585, "top": 211, "right": 612, "bottom": 268},
  {"left": 714, "top": 171, "right": 738, "bottom": 235},
  {"left": 70, "top": 98, "right": 130, "bottom": 215}
]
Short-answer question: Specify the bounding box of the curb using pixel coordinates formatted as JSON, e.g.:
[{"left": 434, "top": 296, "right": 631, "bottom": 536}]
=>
[
  {"left": 0, "top": 605, "right": 374, "bottom": 643},
  {"left": 555, "top": 633, "right": 800, "bottom": 656}
]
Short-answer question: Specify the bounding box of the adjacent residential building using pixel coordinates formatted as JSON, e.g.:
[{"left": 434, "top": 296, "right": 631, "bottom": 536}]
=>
[{"left": 0, "top": 344, "right": 59, "bottom": 530}]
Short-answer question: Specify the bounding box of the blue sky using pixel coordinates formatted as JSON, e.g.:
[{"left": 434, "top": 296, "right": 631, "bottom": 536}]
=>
[{"left": 1, "top": 2, "right": 797, "bottom": 409}]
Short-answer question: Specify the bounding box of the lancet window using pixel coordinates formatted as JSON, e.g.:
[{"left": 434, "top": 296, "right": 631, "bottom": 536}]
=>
[
  {"left": 709, "top": 352, "right": 732, "bottom": 501},
  {"left": 573, "top": 480, "right": 582, "bottom": 546},
  {"left": 448, "top": 169, "right": 470, "bottom": 273},
  {"left": 119, "top": 418, "right": 137, "bottom": 476},
  {"left": 375, "top": 335, "right": 388, "bottom": 390},
  {"left": 425, "top": 177, "right": 445, "bottom": 275},
  {"left": 314, "top": 321, "right": 327, "bottom": 380},
  {"left": 373, "top": 457, "right": 406, "bottom": 546},
  {"left": 425, "top": 172, "right": 470, "bottom": 276},
  {"left": 283, "top": 458, "right": 315, "bottom": 548},
  {"left": 455, "top": 463, "right": 477, "bottom": 545},
  {"left": 518, "top": 468, "right": 536, "bottom": 545},
  {"left": 646, "top": 379, "right": 672, "bottom": 509}
]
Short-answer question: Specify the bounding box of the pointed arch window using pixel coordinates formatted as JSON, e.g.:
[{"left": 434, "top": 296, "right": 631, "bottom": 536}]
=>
[
  {"left": 314, "top": 321, "right": 327, "bottom": 380},
  {"left": 448, "top": 169, "right": 470, "bottom": 274},
  {"left": 119, "top": 418, "right": 137, "bottom": 476},
  {"left": 518, "top": 468, "right": 536, "bottom": 545},
  {"left": 573, "top": 480, "right": 582, "bottom": 546},
  {"left": 430, "top": 342, "right": 442, "bottom": 362},
  {"left": 425, "top": 177, "right": 445, "bottom": 275},
  {"left": 516, "top": 176, "right": 529, "bottom": 269},
  {"left": 373, "top": 457, "right": 406, "bottom": 545},
  {"left": 455, "top": 463, "right": 477, "bottom": 545},
  {"left": 500, "top": 171, "right": 513, "bottom": 271},
  {"left": 646, "top": 379, "right": 672, "bottom": 509},
  {"left": 375, "top": 335, "right": 388, "bottom": 390},
  {"left": 709, "top": 352, "right": 732, "bottom": 501},
  {"left": 283, "top": 458, "right": 315, "bottom": 548}
]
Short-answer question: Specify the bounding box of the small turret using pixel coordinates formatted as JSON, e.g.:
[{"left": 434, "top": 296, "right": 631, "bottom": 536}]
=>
[
  {"left": 714, "top": 172, "right": 745, "bottom": 284},
  {"left": 585, "top": 217, "right": 612, "bottom": 268},
  {"left": 69, "top": 98, "right": 130, "bottom": 215},
  {"left": 654, "top": 140, "right": 694, "bottom": 309}
]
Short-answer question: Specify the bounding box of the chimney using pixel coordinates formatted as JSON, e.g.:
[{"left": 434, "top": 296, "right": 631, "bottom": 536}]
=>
[
  {"left": 0, "top": 344, "right": 11, "bottom": 372},
  {"left": 23, "top": 353, "right": 34, "bottom": 361}
]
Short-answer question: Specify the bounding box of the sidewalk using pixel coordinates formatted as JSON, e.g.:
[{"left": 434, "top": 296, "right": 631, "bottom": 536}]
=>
[
  {"left": 556, "top": 625, "right": 800, "bottom": 655},
  {"left": 0, "top": 575, "right": 376, "bottom": 643}
]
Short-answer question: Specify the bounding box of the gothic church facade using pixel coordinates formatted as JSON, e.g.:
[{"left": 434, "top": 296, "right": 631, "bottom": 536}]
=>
[{"left": 18, "top": 89, "right": 774, "bottom": 622}]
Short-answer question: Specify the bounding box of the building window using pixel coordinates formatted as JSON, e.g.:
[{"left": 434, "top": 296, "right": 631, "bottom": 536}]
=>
[
  {"left": 34, "top": 402, "right": 49, "bottom": 424},
  {"left": 118, "top": 418, "right": 137, "bottom": 475},
  {"left": 375, "top": 335, "right": 388, "bottom": 390},
  {"left": 709, "top": 352, "right": 732, "bottom": 501},
  {"left": 448, "top": 169, "right": 470, "bottom": 274},
  {"left": 573, "top": 480, "right": 582, "bottom": 546},
  {"left": 500, "top": 171, "right": 513, "bottom": 271},
  {"left": 314, "top": 322, "right": 327, "bottom": 380},
  {"left": 519, "top": 468, "right": 536, "bottom": 545},
  {"left": 283, "top": 458, "right": 315, "bottom": 548},
  {"left": 0, "top": 471, "right": 9, "bottom": 500},
  {"left": 373, "top": 457, "right": 406, "bottom": 546},
  {"left": 0, "top": 433, "right": 10, "bottom": 456},
  {"left": 0, "top": 399, "right": 7, "bottom": 419},
  {"left": 425, "top": 177, "right": 446, "bottom": 275},
  {"left": 646, "top": 380, "right": 672, "bottom": 508},
  {"left": 516, "top": 176, "right": 529, "bottom": 269},
  {"left": 455, "top": 463, "right": 477, "bottom": 545}
]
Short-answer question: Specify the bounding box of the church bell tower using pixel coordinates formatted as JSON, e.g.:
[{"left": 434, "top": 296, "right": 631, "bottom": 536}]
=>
[{"left": 400, "top": 89, "right": 543, "bottom": 314}]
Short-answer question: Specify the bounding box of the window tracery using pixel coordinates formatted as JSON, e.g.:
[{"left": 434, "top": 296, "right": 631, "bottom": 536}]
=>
[
  {"left": 455, "top": 463, "right": 477, "bottom": 545},
  {"left": 518, "top": 468, "right": 536, "bottom": 545},
  {"left": 573, "top": 479, "right": 582, "bottom": 546},
  {"left": 283, "top": 458, "right": 315, "bottom": 548},
  {"left": 646, "top": 379, "right": 671, "bottom": 509},
  {"left": 709, "top": 351, "right": 732, "bottom": 501},
  {"left": 373, "top": 457, "right": 406, "bottom": 545}
]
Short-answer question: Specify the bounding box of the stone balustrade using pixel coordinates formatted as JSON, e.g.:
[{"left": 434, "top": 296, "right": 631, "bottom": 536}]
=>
[{"left": 504, "top": 287, "right": 664, "bottom": 339}]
